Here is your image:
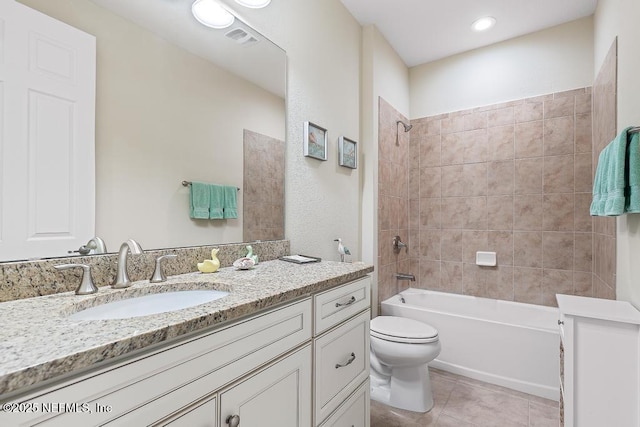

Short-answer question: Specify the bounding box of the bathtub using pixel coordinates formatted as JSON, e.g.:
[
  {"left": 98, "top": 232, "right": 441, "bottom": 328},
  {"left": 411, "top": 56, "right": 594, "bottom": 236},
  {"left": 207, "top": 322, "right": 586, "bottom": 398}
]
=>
[{"left": 381, "top": 288, "right": 560, "bottom": 401}]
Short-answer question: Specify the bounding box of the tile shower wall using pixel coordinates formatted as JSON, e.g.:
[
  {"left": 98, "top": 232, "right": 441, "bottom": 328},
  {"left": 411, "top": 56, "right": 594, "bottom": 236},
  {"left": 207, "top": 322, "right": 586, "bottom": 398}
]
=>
[
  {"left": 591, "top": 39, "right": 617, "bottom": 299},
  {"left": 378, "top": 98, "right": 412, "bottom": 304},
  {"left": 243, "top": 129, "right": 285, "bottom": 242},
  {"left": 379, "top": 88, "right": 596, "bottom": 308}
]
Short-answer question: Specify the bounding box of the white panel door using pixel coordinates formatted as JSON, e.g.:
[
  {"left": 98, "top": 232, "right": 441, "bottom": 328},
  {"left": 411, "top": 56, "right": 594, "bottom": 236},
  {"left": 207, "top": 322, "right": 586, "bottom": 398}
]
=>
[{"left": 0, "top": 0, "right": 95, "bottom": 261}]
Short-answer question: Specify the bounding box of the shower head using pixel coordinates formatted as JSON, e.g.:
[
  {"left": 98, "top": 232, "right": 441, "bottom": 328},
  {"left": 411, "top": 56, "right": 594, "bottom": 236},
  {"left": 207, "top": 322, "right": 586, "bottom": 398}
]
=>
[{"left": 397, "top": 120, "right": 412, "bottom": 132}]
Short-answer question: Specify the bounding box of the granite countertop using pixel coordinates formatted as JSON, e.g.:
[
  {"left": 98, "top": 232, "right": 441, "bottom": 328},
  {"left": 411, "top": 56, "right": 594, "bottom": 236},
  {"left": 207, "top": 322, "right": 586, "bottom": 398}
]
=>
[{"left": 0, "top": 260, "right": 373, "bottom": 397}]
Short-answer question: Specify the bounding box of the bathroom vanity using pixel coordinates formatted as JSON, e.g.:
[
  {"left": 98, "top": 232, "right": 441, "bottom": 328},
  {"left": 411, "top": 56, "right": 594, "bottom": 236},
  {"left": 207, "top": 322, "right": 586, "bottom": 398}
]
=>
[
  {"left": 556, "top": 294, "right": 640, "bottom": 427},
  {"left": 0, "top": 260, "right": 373, "bottom": 426}
]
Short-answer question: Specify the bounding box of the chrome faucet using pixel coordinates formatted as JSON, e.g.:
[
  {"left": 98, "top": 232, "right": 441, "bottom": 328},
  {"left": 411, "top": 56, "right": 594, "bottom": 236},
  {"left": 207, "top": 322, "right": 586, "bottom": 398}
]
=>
[
  {"left": 69, "top": 236, "right": 107, "bottom": 255},
  {"left": 396, "top": 273, "right": 416, "bottom": 281},
  {"left": 112, "top": 239, "right": 143, "bottom": 289}
]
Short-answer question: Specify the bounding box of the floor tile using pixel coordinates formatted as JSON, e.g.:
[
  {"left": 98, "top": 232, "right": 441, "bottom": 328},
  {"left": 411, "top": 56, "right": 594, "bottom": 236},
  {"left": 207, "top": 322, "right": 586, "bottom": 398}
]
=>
[
  {"left": 441, "top": 382, "right": 529, "bottom": 426},
  {"left": 529, "top": 401, "right": 560, "bottom": 427}
]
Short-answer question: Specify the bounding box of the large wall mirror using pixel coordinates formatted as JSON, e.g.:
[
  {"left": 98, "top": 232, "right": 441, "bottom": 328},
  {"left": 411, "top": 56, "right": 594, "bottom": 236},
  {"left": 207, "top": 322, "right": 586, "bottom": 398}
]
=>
[{"left": 7, "top": 0, "right": 286, "bottom": 262}]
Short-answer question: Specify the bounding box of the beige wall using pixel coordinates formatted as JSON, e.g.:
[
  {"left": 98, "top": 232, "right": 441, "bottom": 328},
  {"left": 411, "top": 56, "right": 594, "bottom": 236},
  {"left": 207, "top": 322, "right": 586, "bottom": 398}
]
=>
[
  {"left": 410, "top": 17, "right": 594, "bottom": 118},
  {"left": 220, "top": 0, "right": 363, "bottom": 262},
  {"left": 594, "top": 0, "right": 640, "bottom": 308},
  {"left": 20, "top": 0, "right": 285, "bottom": 252},
  {"left": 361, "top": 26, "right": 410, "bottom": 314}
]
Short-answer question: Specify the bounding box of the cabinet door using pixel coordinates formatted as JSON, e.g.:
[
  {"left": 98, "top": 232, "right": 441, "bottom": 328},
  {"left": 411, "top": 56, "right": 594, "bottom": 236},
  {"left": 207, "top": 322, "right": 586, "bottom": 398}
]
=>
[
  {"left": 158, "top": 397, "right": 217, "bottom": 427},
  {"left": 219, "top": 345, "right": 312, "bottom": 427}
]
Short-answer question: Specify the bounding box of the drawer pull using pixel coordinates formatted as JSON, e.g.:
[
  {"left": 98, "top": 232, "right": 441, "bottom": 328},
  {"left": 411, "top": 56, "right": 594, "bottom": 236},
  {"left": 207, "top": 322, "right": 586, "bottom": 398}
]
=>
[
  {"left": 558, "top": 320, "right": 564, "bottom": 325},
  {"left": 335, "top": 296, "right": 356, "bottom": 307},
  {"left": 226, "top": 414, "right": 240, "bottom": 427},
  {"left": 335, "top": 352, "right": 356, "bottom": 369}
]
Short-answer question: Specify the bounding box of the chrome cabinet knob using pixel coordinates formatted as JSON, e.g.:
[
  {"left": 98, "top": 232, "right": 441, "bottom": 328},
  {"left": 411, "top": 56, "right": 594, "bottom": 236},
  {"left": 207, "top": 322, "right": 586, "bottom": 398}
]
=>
[{"left": 226, "top": 414, "right": 240, "bottom": 427}]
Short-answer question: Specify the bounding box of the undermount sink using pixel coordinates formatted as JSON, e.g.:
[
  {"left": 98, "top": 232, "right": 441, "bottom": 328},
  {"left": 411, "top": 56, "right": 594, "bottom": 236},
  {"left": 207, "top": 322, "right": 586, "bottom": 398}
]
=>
[{"left": 68, "top": 290, "right": 229, "bottom": 321}]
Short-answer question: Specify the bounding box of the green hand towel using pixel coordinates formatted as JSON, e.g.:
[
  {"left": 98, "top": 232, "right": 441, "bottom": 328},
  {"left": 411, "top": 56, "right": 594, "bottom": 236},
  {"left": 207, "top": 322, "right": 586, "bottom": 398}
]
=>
[
  {"left": 189, "top": 181, "right": 210, "bottom": 219},
  {"left": 223, "top": 185, "right": 238, "bottom": 219},
  {"left": 590, "top": 128, "right": 632, "bottom": 216},
  {"left": 209, "top": 184, "right": 224, "bottom": 219},
  {"left": 625, "top": 132, "right": 640, "bottom": 213}
]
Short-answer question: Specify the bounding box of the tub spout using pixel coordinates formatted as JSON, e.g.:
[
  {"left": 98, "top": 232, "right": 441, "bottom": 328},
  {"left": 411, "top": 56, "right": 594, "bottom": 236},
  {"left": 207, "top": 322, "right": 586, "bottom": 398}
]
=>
[{"left": 396, "top": 273, "right": 415, "bottom": 281}]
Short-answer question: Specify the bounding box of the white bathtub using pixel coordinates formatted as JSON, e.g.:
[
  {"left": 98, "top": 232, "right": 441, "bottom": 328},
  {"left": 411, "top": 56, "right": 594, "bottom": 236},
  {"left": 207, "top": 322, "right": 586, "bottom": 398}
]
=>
[{"left": 381, "top": 288, "right": 560, "bottom": 401}]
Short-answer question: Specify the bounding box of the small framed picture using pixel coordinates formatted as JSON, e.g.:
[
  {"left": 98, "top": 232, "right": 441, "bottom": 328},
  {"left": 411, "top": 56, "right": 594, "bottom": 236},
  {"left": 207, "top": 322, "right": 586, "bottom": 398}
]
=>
[
  {"left": 303, "top": 121, "right": 327, "bottom": 161},
  {"left": 338, "top": 136, "right": 357, "bottom": 169}
]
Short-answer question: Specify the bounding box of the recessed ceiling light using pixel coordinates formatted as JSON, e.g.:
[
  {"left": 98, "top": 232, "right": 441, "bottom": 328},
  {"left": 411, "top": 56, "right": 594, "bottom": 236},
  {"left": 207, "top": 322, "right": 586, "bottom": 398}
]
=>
[
  {"left": 192, "top": 0, "right": 235, "bottom": 29},
  {"left": 234, "top": 0, "right": 271, "bottom": 8},
  {"left": 471, "top": 16, "right": 496, "bottom": 32}
]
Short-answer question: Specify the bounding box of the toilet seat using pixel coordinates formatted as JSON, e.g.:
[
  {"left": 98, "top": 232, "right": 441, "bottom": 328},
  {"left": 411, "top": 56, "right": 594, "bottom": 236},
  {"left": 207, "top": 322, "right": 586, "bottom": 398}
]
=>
[{"left": 370, "top": 316, "right": 438, "bottom": 344}]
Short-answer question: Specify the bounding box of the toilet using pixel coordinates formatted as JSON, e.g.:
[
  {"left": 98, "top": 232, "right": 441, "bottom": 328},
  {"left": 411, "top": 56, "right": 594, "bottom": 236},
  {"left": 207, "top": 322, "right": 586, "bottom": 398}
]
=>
[{"left": 369, "top": 315, "right": 441, "bottom": 412}]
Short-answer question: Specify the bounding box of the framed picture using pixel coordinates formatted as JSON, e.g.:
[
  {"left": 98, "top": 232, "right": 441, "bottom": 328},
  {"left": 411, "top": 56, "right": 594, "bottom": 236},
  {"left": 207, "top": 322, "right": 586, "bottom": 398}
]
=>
[
  {"left": 303, "top": 121, "right": 327, "bottom": 161},
  {"left": 338, "top": 136, "right": 357, "bottom": 169}
]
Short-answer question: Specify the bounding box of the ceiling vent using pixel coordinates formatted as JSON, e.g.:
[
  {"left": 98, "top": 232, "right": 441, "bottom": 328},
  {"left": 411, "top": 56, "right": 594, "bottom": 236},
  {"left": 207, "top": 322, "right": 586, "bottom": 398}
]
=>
[{"left": 224, "top": 28, "right": 259, "bottom": 45}]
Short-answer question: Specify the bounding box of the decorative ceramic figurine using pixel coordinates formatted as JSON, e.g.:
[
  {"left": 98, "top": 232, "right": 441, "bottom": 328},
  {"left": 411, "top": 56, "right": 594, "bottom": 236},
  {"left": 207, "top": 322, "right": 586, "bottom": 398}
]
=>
[
  {"left": 197, "top": 247, "right": 221, "bottom": 273},
  {"left": 246, "top": 245, "right": 259, "bottom": 265},
  {"left": 334, "top": 238, "right": 351, "bottom": 262}
]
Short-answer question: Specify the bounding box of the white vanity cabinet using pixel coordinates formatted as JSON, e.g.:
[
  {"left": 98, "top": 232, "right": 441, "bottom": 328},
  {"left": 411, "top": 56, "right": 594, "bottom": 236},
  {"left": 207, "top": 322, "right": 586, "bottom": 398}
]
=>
[
  {"left": 556, "top": 294, "right": 640, "bottom": 427},
  {"left": 313, "top": 276, "right": 371, "bottom": 427},
  {"left": 2, "top": 275, "right": 372, "bottom": 427}
]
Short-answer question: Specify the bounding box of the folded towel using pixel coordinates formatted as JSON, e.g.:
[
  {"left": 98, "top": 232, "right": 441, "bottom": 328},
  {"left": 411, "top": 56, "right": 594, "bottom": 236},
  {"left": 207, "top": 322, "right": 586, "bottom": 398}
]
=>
[
  {"left": 223, "top": 185, "right": 238, "bottom": 219},
  {"left": 189, "top": 181, "right": 210, "bottom": 219},
  {"left": 626, "top": 131, "right": 640, "bottom": 213},
  {"left": 591, "top": 127, "right": 638, "bottom": 216},
  {"left": 209, "top": 184, "right": 224, "bottom": 219}
]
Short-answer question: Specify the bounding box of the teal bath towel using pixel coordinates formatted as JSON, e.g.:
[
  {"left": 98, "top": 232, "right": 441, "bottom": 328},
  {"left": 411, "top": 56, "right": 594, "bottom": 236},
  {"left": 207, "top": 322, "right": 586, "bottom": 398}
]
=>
[
  {"left": 591, "top": 127, "right": 639, "bottom": 216},
  {"left": 209, "top": 184, "right": 224, "bottom": 219},
  {"left": 626, "top": 131, "right": 640, "bottom": 213},
  {"left": 189, "top": 181, "right": 210, "bottom": 219},
  {"left": 223, "top": 186, "right": 238, "bottom": 219}
]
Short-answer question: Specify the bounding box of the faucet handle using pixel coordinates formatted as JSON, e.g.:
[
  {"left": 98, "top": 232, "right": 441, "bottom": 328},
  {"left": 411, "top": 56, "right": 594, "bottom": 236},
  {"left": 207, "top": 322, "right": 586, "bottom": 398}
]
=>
[
  {"left": 150, "top": 254, "right": 177, "bottom": 283},
  {"left": 54, "top": 264, "right": 98, "bottom": 295}
]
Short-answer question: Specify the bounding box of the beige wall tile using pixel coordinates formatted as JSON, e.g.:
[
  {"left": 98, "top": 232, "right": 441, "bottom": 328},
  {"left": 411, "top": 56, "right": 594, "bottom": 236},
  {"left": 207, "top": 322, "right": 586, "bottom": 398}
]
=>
[
  {"left": 420, "top": 259, "right": 441, "bottom": 287},
  {"left": 515, "top": 158, "right": 543, "bottom": 194},
  {"left": 421, "top": 135, "right": 441, "bottom": 167},
  {"left": 544, "top": 116, "right": 575, "bottom": 156},
  {"left": 442, "top": 230, "right": 463, "bottom": 261},
  {"left": 488, "top": 107, "right": 515, "bottom": 127},
  {"left": 464, "top": 111, "right": 487, "bottom": 131},
  {"left": 462, "top": 197, "right": 488, "bottom": 229},
  {"left": 544, "top": 155, "right": 574, "bottom": 193},
  {"left": 542, "top": 269, "right": 573, "bottom": 306},
  {"left": 574, "top": 193, "right": 593, "bottom": 232},
  {"left": 441, "top": 262, "right": 464, "bottom": 294},
  {"left": 462, "top": 163, "right": 488, "bottom": 196},
  {"left": 487, "top": 125, "right": 515, "bottom": 161},
  {"left": 575, "top": 113, "right": 593, "bottom": 154},
  {"left": 462, "top": 129, "right": 488, "bottom": 163},
  {"left": 488, "top": 231, "right": 514, "bottom": 266},
  {"left": 485, "top": 266, "right": 514, "bottom": 300},
  {"left": 514, "top": 267, "right": 543, "bottom": 304},
  {"left": 420, "top": 167, "right": 442, "bottom": 198},
  {"left": 574, "top": 152, "right": 593, "bottom": 193},
  {"left": 462, "top": 231, "right": 489, "bottom": 264},
  {"left": 574, "top": 232, "right": 593, "bottom": 272},
  {"left": 442, "top": 165, "right": 464, "bottom": 197},
  {"left": 420, "top": 197, "right": 442, "bottom": 229},
  {"left": 514, "top": 195, "right": 543, "bottom": 230},
  {"left": 441, "top": 132, "right": 464, "bottom": 165},
  {"left": 515, "top": 101, "right": 543, "bottom": 123},
  {"left": 441, "top": 114, "right": 465, "bottom": 134},
  {"left": 462, "top": 264, "right": 487, "bottom": 297},
  {"left": 543, "top": 194, "right": 575, "bottom": 231},
  {"left": 441, "top": 197, "right": 466, "bottom": 229},
  {"left": 487, "top": 195, "right": 514, "bottom": 230},
  {"left": 515, "top": 120, "right": 543, "bottom": 158},
  {"left": 514, "top": 231, "right": 543, "bottom": 268},
  {"left": 543, "top": 232, "right": 574, "bottom": 270},
  {"left": 420, "top": 230, "right": 441, "bottom": 260},
  {"left": 544, "top": 96, "right": 575, "bottom": 119}
]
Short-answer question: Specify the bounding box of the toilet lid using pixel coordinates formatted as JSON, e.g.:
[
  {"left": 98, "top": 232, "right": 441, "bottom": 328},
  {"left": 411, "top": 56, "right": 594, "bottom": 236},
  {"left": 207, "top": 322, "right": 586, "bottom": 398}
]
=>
[{"left": 370, "top": 316, "right": 439, "bottom": 344}]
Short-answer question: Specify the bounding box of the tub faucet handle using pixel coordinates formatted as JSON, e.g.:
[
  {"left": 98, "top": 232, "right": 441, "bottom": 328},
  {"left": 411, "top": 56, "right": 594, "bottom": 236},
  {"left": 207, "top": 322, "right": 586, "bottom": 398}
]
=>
[{"left": 393, "top": 235, "right": 407, "bottom": 253}]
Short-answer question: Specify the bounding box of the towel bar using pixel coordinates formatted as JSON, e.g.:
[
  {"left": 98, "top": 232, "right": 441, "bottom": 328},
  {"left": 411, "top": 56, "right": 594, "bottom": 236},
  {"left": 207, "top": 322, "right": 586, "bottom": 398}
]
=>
[
  {"left": 630, "top": 126, "right": 640, "bottom": 134},
  {"left": 182, "top": 181, "right": 240, "bottom": 191}
]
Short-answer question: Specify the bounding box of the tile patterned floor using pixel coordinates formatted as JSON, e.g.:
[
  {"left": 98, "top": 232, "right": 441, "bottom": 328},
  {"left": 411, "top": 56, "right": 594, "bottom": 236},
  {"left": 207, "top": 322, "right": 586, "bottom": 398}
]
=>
[{"left": 370, "top": 368, "right": 560, "bottom": 427}]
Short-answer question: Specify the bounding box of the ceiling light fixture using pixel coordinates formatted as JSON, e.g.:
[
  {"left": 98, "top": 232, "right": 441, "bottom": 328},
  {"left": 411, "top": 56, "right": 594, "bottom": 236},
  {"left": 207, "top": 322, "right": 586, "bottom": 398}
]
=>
[
  {"left": 234, "top": 0, "right": 271, "bottom": 8},
  {"left": 192, "top": 0, "right": 235, "bottom": 29},
  {"left": 471, "top": 16, "right": 496, "bottom": 32}
]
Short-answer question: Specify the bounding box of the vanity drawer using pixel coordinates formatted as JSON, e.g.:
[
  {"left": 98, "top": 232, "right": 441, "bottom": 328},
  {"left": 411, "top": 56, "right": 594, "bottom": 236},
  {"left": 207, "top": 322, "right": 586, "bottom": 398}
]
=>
[
  {"left": 314, "top": 310, "right": 370, "bottom": 425},
  {"left": 320, "top": 380, "right": 370, "bottom": 427},
  {"left": 314, "top": 276, "right": 371, "bottom": 335},
  {"left": 7, "top": 298, "right": 312, "bottom": 427}
]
